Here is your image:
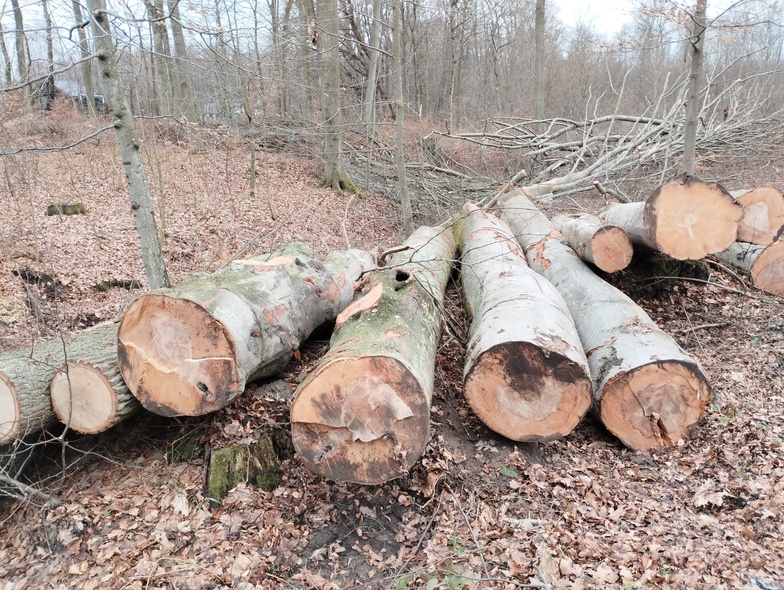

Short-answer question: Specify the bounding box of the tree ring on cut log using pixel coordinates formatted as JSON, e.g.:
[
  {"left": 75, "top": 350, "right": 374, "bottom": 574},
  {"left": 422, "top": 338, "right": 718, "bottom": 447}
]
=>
[
  {"left": 599, "top": 361, "right": 711, "bottom": 450},
  {"left": 50, "top": 362, "right": 116, "bottom": 435},
  {"left": 0, "top": 375, "right": 20, "bottom": 443},
  {"left": 751, "top": 239, "right": 784, "bottom": 296},
  {"left": 592, "top": 226, "right": 633, "bottom": 273},
  {"left": 291, "top": 356, "right": 428, "bottom": 484},
  {"left": 464, "top": 341, "right": 592, "bottom": 441},
  {"left": 645, "top": 178, "right": 741, "bottom": 260},
  {"left": 118, "top": 294, "right": 241, "bottom": 416}
]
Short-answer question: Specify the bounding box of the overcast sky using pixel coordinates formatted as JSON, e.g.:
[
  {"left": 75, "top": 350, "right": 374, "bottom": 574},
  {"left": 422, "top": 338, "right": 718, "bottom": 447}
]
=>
[{"left": 552, "top": 0, "right": 635, "bottom": 38}]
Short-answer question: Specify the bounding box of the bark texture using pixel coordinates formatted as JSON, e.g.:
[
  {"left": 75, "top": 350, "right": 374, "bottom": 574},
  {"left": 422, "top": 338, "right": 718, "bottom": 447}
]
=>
[
  {"left": 499, "top": 190, "right": 711, "bottom": 450},
  {"left": 290, "top": 226, "right": 454, "bottom": 484},
  {"left": 454, "top": 204, "right": 591, "bottom": 441},
  {"left": 0, "top": 323, "right": 119, "bottom": 444},
  {"left": 714, "top": 239, "right": 784, "bottom": 296},
  {"left": 731, "top": 188, "right": 784, "bottom": 246},
  {"left": 118, "top": 245, "right": 374, "bottom": 416},
  {"left": 599, "top": 175, "right": 741, "bottom": 260},
  {"left": 551, "top": 214, "right": 633, "bottom": 273}
]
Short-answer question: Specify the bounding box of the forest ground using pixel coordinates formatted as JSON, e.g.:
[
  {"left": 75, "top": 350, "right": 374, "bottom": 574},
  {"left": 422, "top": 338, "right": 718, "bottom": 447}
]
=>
[{"left": 0, "top": 114, "right": 782, "bottom": 590}]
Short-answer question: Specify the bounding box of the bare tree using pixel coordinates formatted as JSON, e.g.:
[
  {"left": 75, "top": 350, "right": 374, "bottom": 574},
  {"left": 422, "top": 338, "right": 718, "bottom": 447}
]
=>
[
  {"left": 683, "top": 0, "right": 708, "bottom": 174},
  {"left": 10, "top": 0, "right": 28, "bottom": 98},
  {"left": 393, "top": 0, "right": 412, "bottom": 234},
  {"left": 362, "top": 0, "right": 383, "bottom": 125},
  {"left": 71, "top": 0, "right": 97, "bottom": 118},
  {"left": 0, "top": 23, "right": 13, "bottom": 86},
  {"left": 166, "top": 0, "right": 198, "bottom": 121},
  {"left": 87, "top": 0, "right": 170, "bottom": 289},
  {"left": 534, "top": 0, "right": 545, "bottom": 119}
]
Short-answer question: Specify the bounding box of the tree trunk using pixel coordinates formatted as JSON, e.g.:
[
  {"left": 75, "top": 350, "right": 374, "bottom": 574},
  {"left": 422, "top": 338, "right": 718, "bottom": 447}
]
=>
[
  {"left": 682, "top": 0, "right": 708, "bottom": 175},
  {"left": 144, "top": 0, "right": 175, "bottom": 115},
  {"left": 88, "top": 0, "right": 171, "bottom": 290},
  {"left": 730, "top": 188, "right": 784, "bottom": 246},
  {"left": 71, "top": 0, "right": 96, "bottom": 118},
  {"left": 499, "top": 191, "right": 711, "bottom": 451},
  {"left": 0, "top": 24, "right": 12, "bottom": 85},
  {"left": 290, "top": 226, "right": 454, "bottom": 484},
  {"left": 393, "top": 0, "right": 413, "bottom": 235},
  {"left": 40, "top": 0, "right": 55, "bottom": 110},
  {"left": 50, "top": 355, "right": 139, "bottom": 435},
  {"left": 118, "top": 246, "right": 374, "bottom": 417},
  {"left": 10, "top": 0, "right": 28, "bottom": 98},
  {"left": 0, "top": 323, "right": 119, "bottom": 444},
  {"left": 714, "top": 239, "right": 784, "bottom": 296},
  {"left": 166, "top": 0, "right": 198, "bottom": 121},
  {"left": 598, "top": 174, "right": 741, "bottom": 260},
  {"left": 454, "top": 203, "right": 591, "bottom": 441},
  {"left": 362, "top": 0, "right": 382, "bottom": 125},
  {"left": 551, "top": 214, "right": 633, "bottom": 273},
  {"left": 534, "top": 0, "right": 545, "bottom": 121}
]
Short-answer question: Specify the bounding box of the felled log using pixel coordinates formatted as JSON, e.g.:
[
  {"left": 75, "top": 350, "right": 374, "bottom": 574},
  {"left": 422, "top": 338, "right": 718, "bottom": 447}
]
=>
[
  {"left": 499, "top": 190, "right": 711, "bottom": 450},
  {"left": 730, "top": 187, "right": 784, "bottom": 246},
  {"left": 290, "top": 227, "right": 454, "bottom": 484},
  {"left": 454, "top": 203, "right": 592, "bottom": 441},
  {"left": 599, "top": 174, "right": 742, "bottom": 260},
  {"left": 118, "top": 245, "right": 374, "bottom": 417},
  {"left": 551, "top": 214, "right": 633, "bottom": 272},
  {"left": 50, "top": 356, "right": 140, "bottom": 435},
  {"left": 714, "top": 238, "right": 784, "bottom": 296},
  {"left": 0, "top": 323, "right": 119, "bottom": 444}
]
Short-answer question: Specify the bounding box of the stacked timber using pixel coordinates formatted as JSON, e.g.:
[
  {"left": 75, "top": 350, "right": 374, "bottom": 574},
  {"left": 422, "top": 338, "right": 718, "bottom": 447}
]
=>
[
  {"left": 599, "top": 174, "right": 742, "bottom": 260},
  {"left": 551, "top": 214, "right": 633, "bottom": 272},
  {"left": 290, "top": 227, "right": 454, "bottom": 484},
  {"left": 0, "top": 322, "right": 122, "bottom": 444},
  {"left": 454, "top": 203, "right": 592, "bottom": 441},
  {"left": 714, "top": 237, "right": 784, "bottom": 296},
  {"left": 118, "top": 244, "right": 374, "bottom": 417},
  {"left": 499, "top": 190, "right": 712, "bottom": 450},
  {"left": 730, "top": 187, "right": 784, "bottom": 246}
]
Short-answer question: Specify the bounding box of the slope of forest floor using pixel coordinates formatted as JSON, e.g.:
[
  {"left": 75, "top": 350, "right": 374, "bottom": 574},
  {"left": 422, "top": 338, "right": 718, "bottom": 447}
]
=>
[{"left": 0, "top": 130, "right": 783, "bottom": 590}]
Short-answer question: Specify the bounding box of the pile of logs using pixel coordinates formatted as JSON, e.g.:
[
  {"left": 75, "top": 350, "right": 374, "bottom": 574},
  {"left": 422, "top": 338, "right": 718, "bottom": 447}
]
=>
[{"left": 1, "top": 174, "right": 782, "bottom": 488}]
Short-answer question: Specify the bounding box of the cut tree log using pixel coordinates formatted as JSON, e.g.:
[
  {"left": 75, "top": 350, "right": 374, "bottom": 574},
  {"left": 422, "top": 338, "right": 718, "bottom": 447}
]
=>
[
  {"left": 499, "top": 190, "right": 711, "bottom": 450},
  {"left": 118, "top": 244, "right": 374, "bottom": 417},
  {"left": 290, "top": 226, "right": 454, "bottom": 484},
  {"left": 551, "top": 214, "right": 633, "bottom": 272},
  {"left": 50, "top": 356, "right": 140, "bottom": 435},
  {"left": 730, "top": 187, "right": 784, "bottom": 246},
  {"left": 454, "top": 203, "right": 592, "bottom": 441},
  {"left": 713, "top": 238, "right": 784, "bottom": 296},
  {"left": 0, "top": 322, "right": 120, "bottom": 444},
  {"left": 598, "top": 174, "right": 742, "bottom": 260}
]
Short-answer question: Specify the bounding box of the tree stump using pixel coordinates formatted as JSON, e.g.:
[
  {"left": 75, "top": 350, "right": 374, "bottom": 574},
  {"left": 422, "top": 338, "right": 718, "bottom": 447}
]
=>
[
  {"left": 290, "top": 226, "right": 455, "bottom": 484},
  {"left": 454, "top": 203, "right": 591, "bottom": 441}
]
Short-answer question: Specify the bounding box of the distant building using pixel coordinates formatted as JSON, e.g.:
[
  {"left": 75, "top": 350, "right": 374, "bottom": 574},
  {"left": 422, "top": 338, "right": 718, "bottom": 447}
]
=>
[{"left": 53, "top": 80, "right": 107, "bottom": 114}]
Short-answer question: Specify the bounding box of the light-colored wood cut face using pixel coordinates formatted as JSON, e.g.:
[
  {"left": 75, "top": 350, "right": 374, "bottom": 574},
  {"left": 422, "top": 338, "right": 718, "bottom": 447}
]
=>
[
  {"left": 117, "top": 295, "right": 238, "bottom": 416},
  {"left": 0, "top": 375, "right": 19, "bottom": 443},
  {"left": 738, "top": 188, "right": 784, "bottom": 245},
  {"left": 592, "top": 226, "right": 633, "bottom": 273},
  {"left": 650, "top": 181, "right": 741, "bottom": 260},
  {"left": 601, "top": 361, "right": 710, "bottom": 450},
  {"left": 751, "top": 240, "right": 784, "bottom": 296},
  {"left": 50, "top": 363, "right": 115, "bottom": 434},
  {"left": 464, "top": 342, "right": 592, "bottom": 441},
  {"left": 291, "top": 356, "right": 428, "bottom": 484}
]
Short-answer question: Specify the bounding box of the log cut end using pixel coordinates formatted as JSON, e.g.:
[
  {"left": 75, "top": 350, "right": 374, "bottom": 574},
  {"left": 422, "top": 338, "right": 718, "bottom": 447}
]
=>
[
  {"left": 117, "top": 294, "right": 241, "bottom": 417},
  {"left": 592, "top": 226, "right": 634, "bottom": 273},
  {"left": 50, "top": 362, "right": 134, "bottom": 434},
  {"left": 600, "top": 361, "right": 711, "bottom": 450},
  {"left": 647, "top": 176, "right": 742, "bottom": 260},
  {"left": 464, "top": 342, "right": 592, "bottom": 441},
  {"left": 0, "top": 375, "right": 20, "bottom": 444},
  {"left": 751, "top": 239, "right": 784, "bottom": 296},
  {"left": 737, "top": 187, "right": 784, "bottom": 246},
  {"left": 290, "top": 356, "right": 429, "bottom": 484}
]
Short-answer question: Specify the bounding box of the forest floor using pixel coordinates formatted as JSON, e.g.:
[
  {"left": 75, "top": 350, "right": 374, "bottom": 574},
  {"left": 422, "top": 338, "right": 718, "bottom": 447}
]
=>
[{"left": 0, "top": 118, "right": 783, "bottom": 590}]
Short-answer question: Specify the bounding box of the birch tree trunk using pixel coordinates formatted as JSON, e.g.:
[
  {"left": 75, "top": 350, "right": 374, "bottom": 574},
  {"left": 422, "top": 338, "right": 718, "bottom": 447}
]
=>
[{"left": 88, "top": 0, "right": 170, "bottom": 289}]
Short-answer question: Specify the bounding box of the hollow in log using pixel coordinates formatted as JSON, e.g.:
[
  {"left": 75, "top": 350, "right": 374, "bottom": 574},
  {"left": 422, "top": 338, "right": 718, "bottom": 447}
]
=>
[
  {"left": 454, "top": 203, "right": 591, "bottom": 441},
  {"left": 0, "top": 323, "right": 119, "bottom": 444},
  {"left": 551, "top": 214, "right": 633, "bottom": 272},
  {"left": 730, "top": 187, "right": 784, "bottom": 246},
  {"left": 290, "top": 227, "right": 455, "bottom": 484},
  {"left": 599, "top": 174, "right": 742, "bottom": 260},
  {"left": 499, "top": 190, "right": 711, "bottom": 450},
  {"left": 714, "top": 238, "right": 784, "bottom": 296},
  {"left": 118, "top": 245, "right": 374, "bottom": 417}
]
